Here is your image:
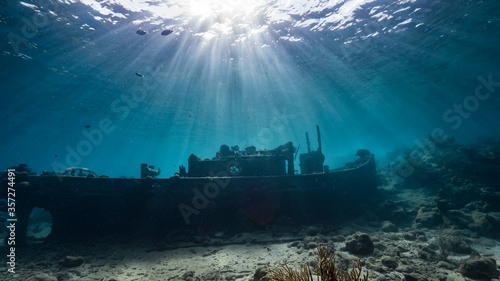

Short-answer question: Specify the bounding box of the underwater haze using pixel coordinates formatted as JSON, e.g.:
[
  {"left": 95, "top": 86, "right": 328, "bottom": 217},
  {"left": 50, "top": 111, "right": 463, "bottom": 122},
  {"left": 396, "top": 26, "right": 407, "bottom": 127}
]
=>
[{"left": 1, "top": 0, "right": 500, "bottom": 177}]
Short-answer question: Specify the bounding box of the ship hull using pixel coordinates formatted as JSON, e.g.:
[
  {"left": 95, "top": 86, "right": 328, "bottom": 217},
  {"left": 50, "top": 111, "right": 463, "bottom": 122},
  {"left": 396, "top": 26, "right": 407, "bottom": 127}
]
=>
[{"left": 3, "top": 155, "right": 377, "bottom": 244}]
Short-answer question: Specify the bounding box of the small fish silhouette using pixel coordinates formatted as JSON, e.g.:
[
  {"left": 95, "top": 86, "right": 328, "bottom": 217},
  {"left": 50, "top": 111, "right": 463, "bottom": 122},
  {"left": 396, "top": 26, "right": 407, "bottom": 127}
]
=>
[
  {"left": 135, "top": 72, "right": 144, "bottom": 77},
  {"left": 136, "top": 30, "right": 147, "bottom": 35},
  {"left": 161, "top": 29, "right": 173, "bottom": 36}
]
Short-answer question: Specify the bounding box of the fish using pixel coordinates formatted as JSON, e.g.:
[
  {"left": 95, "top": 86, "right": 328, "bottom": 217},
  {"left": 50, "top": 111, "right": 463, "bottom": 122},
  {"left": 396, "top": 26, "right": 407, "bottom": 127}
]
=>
[
  {"left": 136, "top": 29, "right": 147, "bottom": 35},
  {"left": 161, "top": 29, "right": 173, "bottom": 36},
  {"left": 135, "top": 72, "right": 144, "bottom": 77}
]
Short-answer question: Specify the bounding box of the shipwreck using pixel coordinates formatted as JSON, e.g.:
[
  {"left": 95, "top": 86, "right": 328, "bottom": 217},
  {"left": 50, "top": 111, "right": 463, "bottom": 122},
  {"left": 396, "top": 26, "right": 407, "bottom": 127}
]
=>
[{"left": 1, "top": 126, "right": 377, "bottom": 245}]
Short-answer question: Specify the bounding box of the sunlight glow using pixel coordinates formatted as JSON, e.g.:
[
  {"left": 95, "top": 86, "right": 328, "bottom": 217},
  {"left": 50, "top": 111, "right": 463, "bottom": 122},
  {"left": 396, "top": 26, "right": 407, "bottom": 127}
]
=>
[
  {"left": 186, "top": 0, "right": 268, "bottom": 39},
  {"left": 188, "top": 0, "right": 266, "bottom": 19}
]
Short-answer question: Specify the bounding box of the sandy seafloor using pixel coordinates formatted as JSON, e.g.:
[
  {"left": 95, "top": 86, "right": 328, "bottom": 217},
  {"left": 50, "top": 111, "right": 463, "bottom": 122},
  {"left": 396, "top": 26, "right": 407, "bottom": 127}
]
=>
[
  {"left": 3, "top": 224, "right": 500, "bottom": 281},
  {"left": 1, "top": 142, "right": 500, "bottom": 281}
]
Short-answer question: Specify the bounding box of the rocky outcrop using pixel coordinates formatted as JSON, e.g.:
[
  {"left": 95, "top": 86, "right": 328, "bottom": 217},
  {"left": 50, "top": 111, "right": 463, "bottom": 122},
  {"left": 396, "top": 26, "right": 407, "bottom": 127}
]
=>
[
  {"left": 458, "top": 251, "right": 498, "bottom": 280},
  {"left": 345, "top": 232, "right": 374, "bottom": 255},
  {"left": 386, "top": 140, "right": 500, "bottom": 239},
  {"left": 414, "top": 208, "right": 442, "bottom": 228}
]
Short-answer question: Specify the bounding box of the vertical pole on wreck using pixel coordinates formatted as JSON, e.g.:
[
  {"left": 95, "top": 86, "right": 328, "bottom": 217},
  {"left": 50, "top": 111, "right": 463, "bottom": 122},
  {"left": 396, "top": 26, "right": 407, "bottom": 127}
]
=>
[
  {"left": 316, "top": 125, "right": 322, "bottom": 154},
  {"left": 286, "top": 142, "right": 295, "bottom": 175},
  {"left": 306, "top": 132, "right": 311, "bottom": 153}
]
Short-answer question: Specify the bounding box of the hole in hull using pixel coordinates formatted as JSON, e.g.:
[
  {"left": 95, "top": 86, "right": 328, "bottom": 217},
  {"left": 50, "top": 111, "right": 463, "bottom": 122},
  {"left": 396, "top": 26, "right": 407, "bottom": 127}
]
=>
[{"left": 27, "top": 207, "right": 52, "bottom": 241}]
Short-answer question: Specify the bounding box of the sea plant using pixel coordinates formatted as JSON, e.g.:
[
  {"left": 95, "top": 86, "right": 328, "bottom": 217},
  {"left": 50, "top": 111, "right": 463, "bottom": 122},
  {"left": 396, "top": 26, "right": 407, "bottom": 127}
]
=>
[{"left": 263, "top": 243, "right": 368, "bottom": 281}]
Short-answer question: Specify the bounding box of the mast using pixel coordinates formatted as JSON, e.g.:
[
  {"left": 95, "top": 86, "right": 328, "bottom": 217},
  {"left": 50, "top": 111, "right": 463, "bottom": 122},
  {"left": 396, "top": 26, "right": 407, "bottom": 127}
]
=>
[
  {"left": 306, "top": 132, "right": 311, "bottom": 153},
  {"left": 316, "top": 125, "right": 322, "bottom": 154}
]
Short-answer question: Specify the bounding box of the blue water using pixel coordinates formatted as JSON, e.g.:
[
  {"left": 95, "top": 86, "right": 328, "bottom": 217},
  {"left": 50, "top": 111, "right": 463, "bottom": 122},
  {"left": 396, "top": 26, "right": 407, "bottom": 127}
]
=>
[{"left": 1, "top": 0, "right": 499, "bottom": 177}]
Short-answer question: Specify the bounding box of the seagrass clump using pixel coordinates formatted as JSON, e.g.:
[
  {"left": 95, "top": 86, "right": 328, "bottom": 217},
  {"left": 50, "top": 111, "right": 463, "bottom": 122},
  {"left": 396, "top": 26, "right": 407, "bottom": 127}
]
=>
[{"left": 263, "top": 243, "right": 368, "bottom": 281}]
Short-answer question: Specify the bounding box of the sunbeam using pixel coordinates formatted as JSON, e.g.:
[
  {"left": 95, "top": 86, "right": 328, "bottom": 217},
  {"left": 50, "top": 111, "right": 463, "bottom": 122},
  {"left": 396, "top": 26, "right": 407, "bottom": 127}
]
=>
[{"left": 1, "top": 0, "right": 499, "bottom": 176}]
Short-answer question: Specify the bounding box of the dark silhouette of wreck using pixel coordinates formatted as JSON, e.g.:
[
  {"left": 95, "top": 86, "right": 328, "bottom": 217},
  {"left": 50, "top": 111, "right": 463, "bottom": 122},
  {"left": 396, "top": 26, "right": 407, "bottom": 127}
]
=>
[{"left": 1, "top": 126, "right": 377, "bottom": 245}]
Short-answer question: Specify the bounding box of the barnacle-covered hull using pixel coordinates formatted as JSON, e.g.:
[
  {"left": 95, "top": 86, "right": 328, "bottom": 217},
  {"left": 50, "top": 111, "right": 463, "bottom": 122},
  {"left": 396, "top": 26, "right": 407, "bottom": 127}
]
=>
[{"left": 2, "top": 154, "right": 376, "bottom": 245}]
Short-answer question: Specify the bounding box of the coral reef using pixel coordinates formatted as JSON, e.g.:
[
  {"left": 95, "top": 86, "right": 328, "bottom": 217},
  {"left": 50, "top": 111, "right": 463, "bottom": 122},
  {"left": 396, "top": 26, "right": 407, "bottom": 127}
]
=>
[
  {"left": 381, "top": 139, "right": 500, "bottom": 238},
  {"left": 264, "top": 243, "right": 368, "bottom": 281}
]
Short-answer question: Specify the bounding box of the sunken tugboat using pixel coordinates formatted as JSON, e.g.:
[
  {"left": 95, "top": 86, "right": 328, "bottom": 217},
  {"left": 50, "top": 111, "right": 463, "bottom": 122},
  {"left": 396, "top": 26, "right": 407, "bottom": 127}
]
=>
[{"left": 1, "top": 126, "right": 377, "bottom": 244}]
